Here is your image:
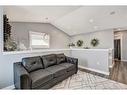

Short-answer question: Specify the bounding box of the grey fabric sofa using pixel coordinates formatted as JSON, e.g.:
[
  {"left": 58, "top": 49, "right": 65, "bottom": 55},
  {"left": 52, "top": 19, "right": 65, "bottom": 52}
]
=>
[{"left": 14, "top": 53, "right": 78, "bottom": 89}]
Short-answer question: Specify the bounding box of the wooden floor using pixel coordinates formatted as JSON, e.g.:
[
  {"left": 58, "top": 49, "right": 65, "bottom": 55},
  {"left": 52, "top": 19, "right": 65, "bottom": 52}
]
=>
[
  {"left": 79, "top": 60, "right": 127, "bottom": 85},
  {"left": 109, "top": 60, "right": 127, "bottom": 85}
]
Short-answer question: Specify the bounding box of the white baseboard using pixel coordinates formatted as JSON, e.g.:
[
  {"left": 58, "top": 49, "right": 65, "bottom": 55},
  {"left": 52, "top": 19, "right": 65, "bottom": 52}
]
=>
[
  {"left": 2, "top": 85, "right": 14, "bottom": 90},
  {"left": 109, "top": 62, "right": 115, "bottom": 68},
  {"left": 113, "top": 59, "right": 127, "bottom": 62},
  {"left": 78, "top": 65, "right": 109, "bottom": 75}
]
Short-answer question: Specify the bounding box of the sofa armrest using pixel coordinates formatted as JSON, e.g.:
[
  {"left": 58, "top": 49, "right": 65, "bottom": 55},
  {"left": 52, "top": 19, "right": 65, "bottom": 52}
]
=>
[
  {"left": 66, "top": 56, "right": 78, "bottom": 73},
  {"left": 14, "top": 62, "right": 31, "bottom": 89},
  {"left": 66, "top": 56, "right": 78, "bottom": 64}
]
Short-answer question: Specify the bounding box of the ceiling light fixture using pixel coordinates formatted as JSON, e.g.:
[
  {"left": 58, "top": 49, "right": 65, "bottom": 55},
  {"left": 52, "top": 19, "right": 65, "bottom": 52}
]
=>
[
  {"left": 94, "top": 26, "right": 98, "bottom": 30},
  {"left": 117, "top": 28, "right": 122, "bottom": 31},
  {"left": 89, "top": 19, "right": 94, "bottom": 23}
]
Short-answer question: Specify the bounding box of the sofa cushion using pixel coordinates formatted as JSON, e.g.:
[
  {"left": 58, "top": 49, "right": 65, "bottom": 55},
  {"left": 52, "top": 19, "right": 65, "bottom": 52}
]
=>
[
  {"left": 59, "top": 62, "right": 76, "bottom": 72},
  {"left": 56, "top": 53, "right": 66, "bottom": 64},
  {"left": 41, "top": 54, "right": 57, "bottom": 68},
  {"left": 22, "top": 56, "right": 43, "bottom": 73},
  {"left": 30, "top": 69, "right": 53, "bottom": 88},
  {"left": 45, "top": 65, "right": 67, "bottom": 78}
]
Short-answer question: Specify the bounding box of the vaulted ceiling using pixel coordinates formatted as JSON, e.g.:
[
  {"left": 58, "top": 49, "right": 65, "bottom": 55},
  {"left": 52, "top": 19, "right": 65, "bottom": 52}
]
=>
[{"left": 4, "top": 6, "right": 127, "bottom": 36}]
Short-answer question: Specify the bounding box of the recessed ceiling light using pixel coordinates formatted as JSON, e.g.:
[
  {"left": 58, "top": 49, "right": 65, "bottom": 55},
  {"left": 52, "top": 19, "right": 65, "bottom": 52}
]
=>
[
  {"left": 89, "top": 19, "right": 94, "bottom": 23},
  {"left": 94, "top": 26, "right": 98, "bottom": 30},
  {"left": 117, "top": 28, "right": 121, "bottom": 30}
]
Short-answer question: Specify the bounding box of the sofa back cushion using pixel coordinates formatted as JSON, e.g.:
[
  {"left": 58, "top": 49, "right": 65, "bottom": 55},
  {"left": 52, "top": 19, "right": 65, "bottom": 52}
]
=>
[
  {"left": 56, "top": 53, "right": 66, "bottom": 64},
  {"left": 22, "top": 56, "right": 43, "bottom": 73},
  {"left": 41, "top": 54, "right": 57, "bottom": 68}
]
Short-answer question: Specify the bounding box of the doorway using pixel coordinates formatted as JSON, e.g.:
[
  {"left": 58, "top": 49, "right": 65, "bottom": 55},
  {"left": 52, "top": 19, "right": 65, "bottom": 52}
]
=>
[
  {"left": 110, "top": 30, "right": 127, "bottom": 85},
  {"left": 114, "top": 39, "right": 121, "bottom": 60}
]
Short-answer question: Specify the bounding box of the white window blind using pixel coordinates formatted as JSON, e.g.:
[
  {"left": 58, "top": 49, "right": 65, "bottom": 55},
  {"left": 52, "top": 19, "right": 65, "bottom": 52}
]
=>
[{"left": 29, "top": 31, "right": 50, "bottom": 49}]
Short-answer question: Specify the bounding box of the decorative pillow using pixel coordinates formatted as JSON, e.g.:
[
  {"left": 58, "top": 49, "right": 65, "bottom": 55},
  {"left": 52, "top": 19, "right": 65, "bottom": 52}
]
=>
[
  {"left": 66, "top": 57, "right": 73, "bottom": 63},
  {"left": 56, "top": 53, "right": 66, "bottom": 64},
  {"left": 22, "top": 56, "right": 43, "bottom": 73},
  {"left": 41, "top": 54, "right": 57, "bottom": 68}
]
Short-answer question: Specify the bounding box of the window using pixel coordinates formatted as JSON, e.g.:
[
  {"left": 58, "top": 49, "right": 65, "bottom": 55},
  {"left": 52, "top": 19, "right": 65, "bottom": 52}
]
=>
[{"left": 29, "top": 31, "right": 50, "bottom": 49}]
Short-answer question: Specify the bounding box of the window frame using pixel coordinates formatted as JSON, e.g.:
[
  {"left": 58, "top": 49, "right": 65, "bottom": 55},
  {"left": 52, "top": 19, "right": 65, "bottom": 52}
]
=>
[{"left": 29, "top": 31, "right": 50, "bottom": 49}]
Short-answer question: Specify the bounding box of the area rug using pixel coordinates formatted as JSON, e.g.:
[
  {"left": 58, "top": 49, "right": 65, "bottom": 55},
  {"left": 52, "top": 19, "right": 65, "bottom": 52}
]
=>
[{"left": 51, "top": 70, "right": 127, "bottom": 89}]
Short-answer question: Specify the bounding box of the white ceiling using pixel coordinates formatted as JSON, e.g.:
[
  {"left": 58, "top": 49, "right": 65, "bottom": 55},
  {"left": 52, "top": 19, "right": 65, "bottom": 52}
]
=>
[
  {"left": 4, "top": 6, "right": 127, "bottom": 36},
  {"left": 4, "top": 6, "right": 80, "bottom": 22}
]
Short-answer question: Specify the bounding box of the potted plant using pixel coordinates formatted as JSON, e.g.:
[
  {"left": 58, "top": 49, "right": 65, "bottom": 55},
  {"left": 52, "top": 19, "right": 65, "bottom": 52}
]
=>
[{"left": 68, "top": 43, "right": 75, "bottom": 48}]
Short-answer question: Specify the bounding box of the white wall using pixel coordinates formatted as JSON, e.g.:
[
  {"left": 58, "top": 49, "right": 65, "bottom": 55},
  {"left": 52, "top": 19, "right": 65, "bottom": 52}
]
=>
[
  {"left": 10, "top": 22, "right": 70, "bottom": 49},
  {"left": 71, "top": 49, "right": 109, "bottom": 75},
  {"left": 0, "top": 7, "right": 3, "bottom": 53},
  {"left": 122, "top": 31, "right": 127, "bottom": 61},
  {"left": 71, "top": 30, "right": 114, "bottom": 49}
]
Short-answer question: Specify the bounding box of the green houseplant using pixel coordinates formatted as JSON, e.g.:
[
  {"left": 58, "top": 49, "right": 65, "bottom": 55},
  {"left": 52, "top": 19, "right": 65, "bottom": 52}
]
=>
[{"left": 68, "top": 43, "right": 75, "bottom": 48}]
